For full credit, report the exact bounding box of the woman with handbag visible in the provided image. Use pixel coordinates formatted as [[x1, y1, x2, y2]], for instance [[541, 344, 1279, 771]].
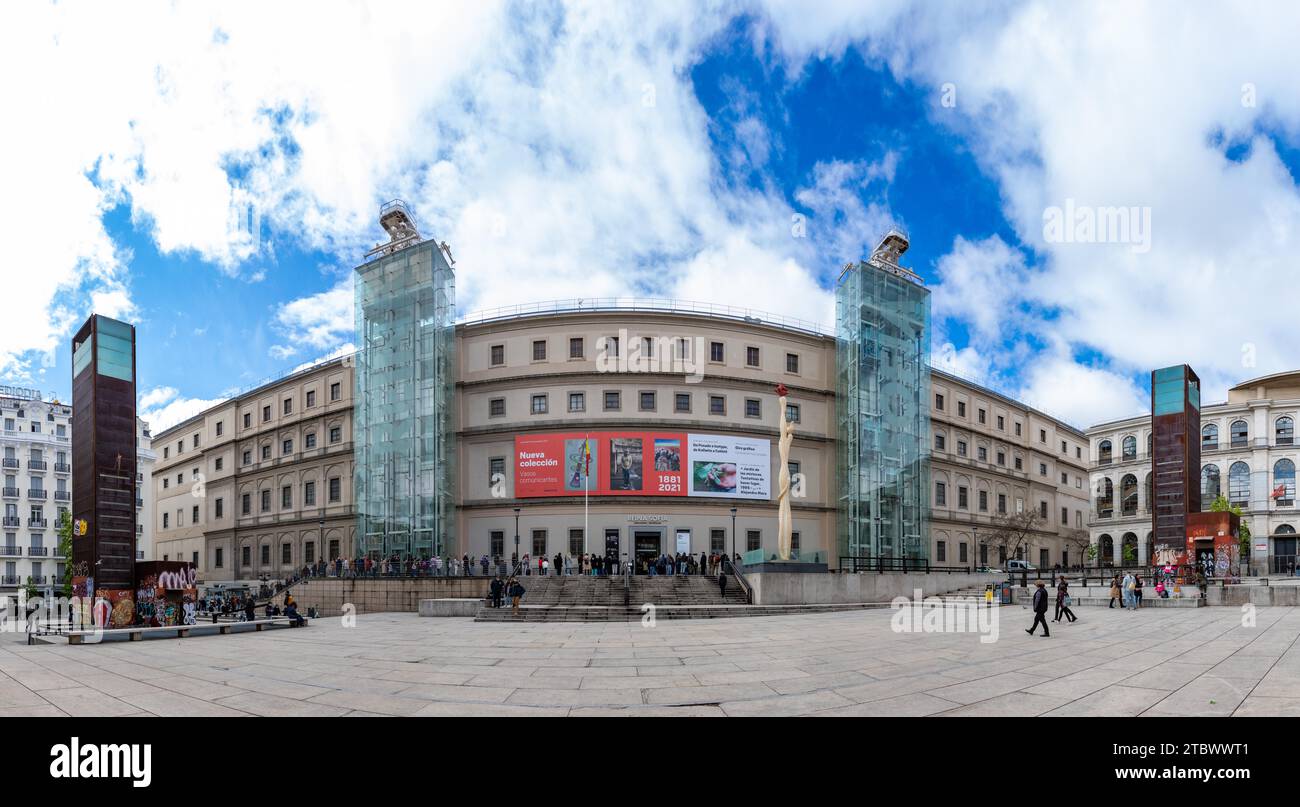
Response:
[[1054, 576, 1077, 623], [1108, 575, 1121, 608]]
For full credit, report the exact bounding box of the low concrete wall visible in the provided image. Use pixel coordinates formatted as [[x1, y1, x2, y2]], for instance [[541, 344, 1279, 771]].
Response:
[[746, 571, 1000, 606], [271, 578, 491, 616], [1012, 583, 1300, 607], [419, 598, 482, 617]]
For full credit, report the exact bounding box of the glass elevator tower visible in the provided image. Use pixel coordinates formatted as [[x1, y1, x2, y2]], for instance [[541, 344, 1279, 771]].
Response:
[[354, 201, 456, 560], [836, 230, 931, 565]]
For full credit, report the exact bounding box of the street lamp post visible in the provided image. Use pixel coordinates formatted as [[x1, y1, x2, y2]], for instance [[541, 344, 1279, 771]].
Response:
[[972, 526, 978, 573], [513, 507, 521, 574], [730, 507, 738, 566]]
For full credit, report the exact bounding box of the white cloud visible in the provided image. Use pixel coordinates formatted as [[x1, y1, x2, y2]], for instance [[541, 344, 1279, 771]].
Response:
[[1016, 351, 1149, 430], [138, 386, 226, 433], [270, 275, 354, 357]]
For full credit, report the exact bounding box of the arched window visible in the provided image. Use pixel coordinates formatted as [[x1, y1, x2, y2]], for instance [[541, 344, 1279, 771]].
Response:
[[1231, 420, 1249, 448], [1121, 474, 1139, 516], [1273, 459, 1295, 506], [1276, 524, 1297, 535], [1147, 433, 1152, 455], [1201, 464, 1221, 500], [1202, 424, 1219, 450], [1277, 417, 1294, 446], [1099, 534, 1114, 566], [1229, 461, 1251, 506], [1097, 477, 1114, 518], [1098, 440, 1112, 464], [1122, 436, 1137, 460], [1122, 532, 1138, 562]]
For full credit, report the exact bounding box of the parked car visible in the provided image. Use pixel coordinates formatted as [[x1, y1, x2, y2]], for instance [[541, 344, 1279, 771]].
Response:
[[975, 566, 1003, 574], [1006, 559, 1037, 571]]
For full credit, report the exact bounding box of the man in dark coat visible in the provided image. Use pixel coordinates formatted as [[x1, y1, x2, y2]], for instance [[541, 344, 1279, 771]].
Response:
[[718, 570, 728, 598], [490, 576, 504, 609], [1026, 581, 1050, 637]]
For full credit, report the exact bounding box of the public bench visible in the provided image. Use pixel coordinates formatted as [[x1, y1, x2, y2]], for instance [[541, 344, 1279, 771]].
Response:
[[64, 617, 307, 645]]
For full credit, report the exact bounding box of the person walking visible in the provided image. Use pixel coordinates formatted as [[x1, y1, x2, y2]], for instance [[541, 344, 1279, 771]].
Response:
[[1122, 571, 1136, 610], [509, 578, 525, 615], [1133, 575, 1144, 609], [1026, 581, 1050, 637], [1053, 575, 1077, 623], [490, 576, 504, 609], [1108, 575, 1121, 608], [718, 568, 728, 599]]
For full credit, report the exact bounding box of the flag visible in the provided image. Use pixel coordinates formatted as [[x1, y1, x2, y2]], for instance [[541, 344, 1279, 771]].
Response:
[[583, 438, 591, 477], [1272, 483, 1287, 499]]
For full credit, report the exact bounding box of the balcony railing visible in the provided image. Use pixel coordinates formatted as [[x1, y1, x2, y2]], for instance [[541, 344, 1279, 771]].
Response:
[[53, 490, 69, 501], [26, 489, 46, 499], [28, 575, 46, 585], [1, 575, 19, 585], [1, 458, 18, 469], [28, 546, 47, 556], [1, 516, 18, 527], [0, 546, 21, 557], [27, 460, 47, 471], [28, 518, 46, 529], [1, 487, 18, 498], [136, 498, 143, 507], [54, 463, 70, 473]]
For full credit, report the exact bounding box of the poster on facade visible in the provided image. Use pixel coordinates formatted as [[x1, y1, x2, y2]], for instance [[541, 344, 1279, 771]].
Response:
[[515, 432, 768, 499], [686, 433, 771, 500]]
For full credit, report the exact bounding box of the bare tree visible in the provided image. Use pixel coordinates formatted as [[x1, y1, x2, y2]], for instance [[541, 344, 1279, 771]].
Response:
[[1059, 527, 1091, 570], [985, 510, 1042, 563]]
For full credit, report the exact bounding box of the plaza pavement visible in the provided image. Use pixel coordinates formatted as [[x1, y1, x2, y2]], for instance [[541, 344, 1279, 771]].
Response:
[[1, 604, 1299, 716]]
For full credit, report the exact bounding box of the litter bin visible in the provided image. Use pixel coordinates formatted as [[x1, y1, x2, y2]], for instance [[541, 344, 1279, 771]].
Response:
[[984, 583, 995, 606], [999, 582, 1013, 605]]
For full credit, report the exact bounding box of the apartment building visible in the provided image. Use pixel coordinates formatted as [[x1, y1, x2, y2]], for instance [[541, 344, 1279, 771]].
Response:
[[1, 390, 72, 596]]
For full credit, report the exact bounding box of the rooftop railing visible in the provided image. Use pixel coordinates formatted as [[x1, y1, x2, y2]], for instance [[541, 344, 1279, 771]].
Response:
[[458, 298, 829, 336]]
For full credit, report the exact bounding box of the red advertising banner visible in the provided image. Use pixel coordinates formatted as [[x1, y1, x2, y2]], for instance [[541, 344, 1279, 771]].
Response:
[[515, 432, 686, 497]]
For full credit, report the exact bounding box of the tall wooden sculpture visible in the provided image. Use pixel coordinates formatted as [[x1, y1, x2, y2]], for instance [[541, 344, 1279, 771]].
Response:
[[776, 383, 795, 560]]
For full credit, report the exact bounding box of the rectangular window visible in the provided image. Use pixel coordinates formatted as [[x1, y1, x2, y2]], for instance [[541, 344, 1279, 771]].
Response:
[[243, 450, 251, 465], [305, 542, 315, 564], [568, 528, 584, 556], [1015, 422, 1022, 436], [640, 391, 656, 411], [1040, 429, 1047, 443], [959, 543, 968, 563], [532, 529, 547, 557], [283, 398, 292, 415], [675, 393, 691, 413], [282, 543, 291, 564], [281, 486, 291, 508], [329, 477, 341, 503], [606, 336, 619, 357], [304, 481, 316, 506], [532, 340, 547, 361], [261, 490, 271, 512], [957, 441, 967, 457], [215, 457, 223, 471], [568, 392, 585, 413], [935, 393, 944, 411], [786, 353, 799, 373], [261, 545, 270, 565], [489, 457, 505, 485], [243, 413, 251, 428], [490, 344, 505, 366], [977, 446, 987, 462], [261, 445, 270, 460], [489, 398, 505, 417], [491, 531, 505, 558], [710, 529, 725, 552], [709, 342, 724, 362], [746, 346, 760, 367], [306, 391, 316, 408], [531, 394, 548, 415], [1039, 463, 1047, 476], [217, 421, 225, 436], [192, 504, 199, 523], [641, 336, 654, 358], [935, 481, 946, 506], [1039, 501, 1048, 519], [215, 547, 224, 568], [1060, 472, 1068, 484], [163, 513, 169, 529], [958, 401, 966, 417], [1061, 440, 1067, 453], [215, 498, 223, 519], [709, 395, 726, 416], [241, 493, 251, 515], [785, 403, 800, 423], [569, 337, 584, 359], [935, 434, 945, 451], [745, 399, 761, 418], [996, 416, 1004, 430], [746, 529, 761, 552], [958, 486, 968, 509], [937, 541, 946, 562], [283, 439, 293, 455], [330, 382, 340, 401], [996, 451, 1005, 466], [978, 408, 986, 424], [262, 405, 271, 422], [1014, 457, 1023, 471], [978, 490, 988, 512], [242, 546, 251, 567], [305, 432, 317, 449], [604, 391, 620, 411], [1061, 507, 1069, 525]]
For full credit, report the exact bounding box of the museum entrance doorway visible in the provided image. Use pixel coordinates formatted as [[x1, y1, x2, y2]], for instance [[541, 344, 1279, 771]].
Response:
[[634, 529, 662, 572]]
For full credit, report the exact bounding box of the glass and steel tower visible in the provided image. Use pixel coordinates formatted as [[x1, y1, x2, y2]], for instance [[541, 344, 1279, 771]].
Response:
[[354, 201, 456, 561], [836, 230, 930, 564]]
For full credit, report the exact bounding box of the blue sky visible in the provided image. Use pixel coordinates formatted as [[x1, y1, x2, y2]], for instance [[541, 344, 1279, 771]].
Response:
[[8, 1, 1300, 431]]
